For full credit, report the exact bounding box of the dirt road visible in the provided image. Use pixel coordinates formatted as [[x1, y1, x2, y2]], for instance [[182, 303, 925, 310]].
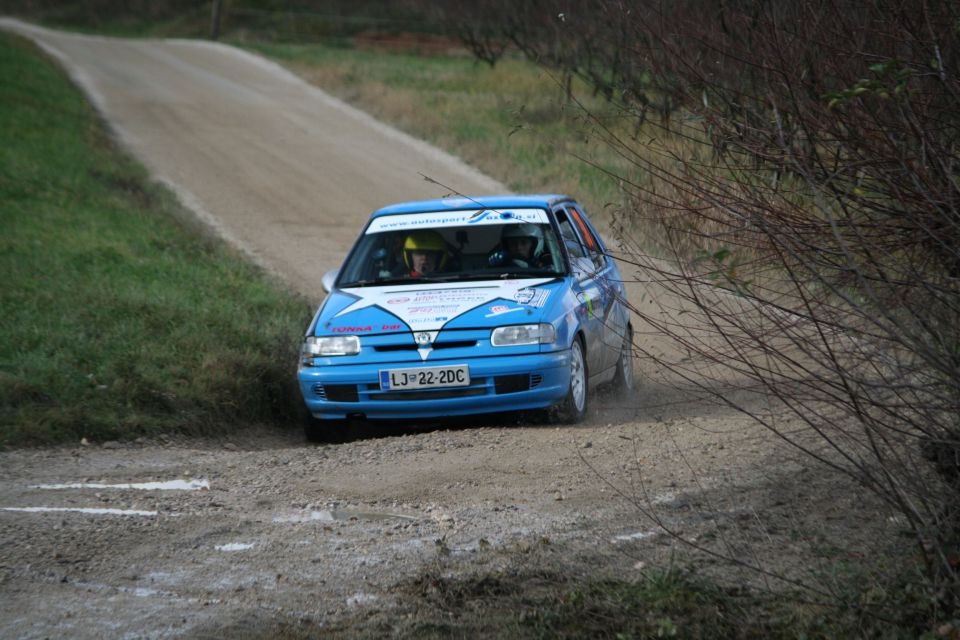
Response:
[[1, 18, 504, 299], [0, 20, 889, 639]]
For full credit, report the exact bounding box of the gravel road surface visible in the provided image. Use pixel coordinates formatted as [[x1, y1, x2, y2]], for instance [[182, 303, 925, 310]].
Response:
[[0, 20, 891, 639]]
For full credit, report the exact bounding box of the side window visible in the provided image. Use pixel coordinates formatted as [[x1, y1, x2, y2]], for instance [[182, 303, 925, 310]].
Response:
[[554, 209, 587, 261], [568, 207, 607, 271]]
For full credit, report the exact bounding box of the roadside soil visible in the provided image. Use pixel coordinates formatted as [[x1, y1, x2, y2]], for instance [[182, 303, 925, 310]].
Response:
[[0, 20, 901, 638]]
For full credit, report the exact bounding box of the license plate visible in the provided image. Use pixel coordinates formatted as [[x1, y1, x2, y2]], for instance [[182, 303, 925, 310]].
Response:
[[379, 364, 470, 390]]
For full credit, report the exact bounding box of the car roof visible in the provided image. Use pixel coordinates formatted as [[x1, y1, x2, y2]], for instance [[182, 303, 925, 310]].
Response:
[[371, 194, 573, 217]]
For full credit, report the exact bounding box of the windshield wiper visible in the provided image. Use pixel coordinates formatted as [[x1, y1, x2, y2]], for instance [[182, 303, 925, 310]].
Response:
[[498, 270, 561, 279], [409, 274, 466, 282], [339, 277, 411, 288], [413, 272, 561, 282]]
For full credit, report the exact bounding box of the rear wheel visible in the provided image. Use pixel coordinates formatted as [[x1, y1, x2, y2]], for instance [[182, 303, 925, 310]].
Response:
[[553, 336, 588, 423], [610, 325, 635, 394]]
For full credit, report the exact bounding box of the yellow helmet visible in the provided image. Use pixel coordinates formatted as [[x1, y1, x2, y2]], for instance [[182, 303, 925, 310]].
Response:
[[403, 230, 448, 270]]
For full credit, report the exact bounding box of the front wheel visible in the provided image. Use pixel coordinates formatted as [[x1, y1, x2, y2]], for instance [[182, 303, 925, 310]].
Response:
[[610, 325, 635, 394], [302, 407, 349, 444], [552, 337, 588, 423]]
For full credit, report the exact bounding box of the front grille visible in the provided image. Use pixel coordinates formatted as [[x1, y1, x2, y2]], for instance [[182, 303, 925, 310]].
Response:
[[374, 344, 418, 352], [373, 340, 477, 352], [495, 374, 531, 395], [314, 371, 540, 404], [313, 384, 358, 402], [374, 387, 487, 401], [434, 341, 477, 349]]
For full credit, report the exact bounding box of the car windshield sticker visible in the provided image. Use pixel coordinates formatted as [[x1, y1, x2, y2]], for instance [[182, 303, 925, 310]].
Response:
[[366, 208, 549, 234], [335, 279, 553, 331]]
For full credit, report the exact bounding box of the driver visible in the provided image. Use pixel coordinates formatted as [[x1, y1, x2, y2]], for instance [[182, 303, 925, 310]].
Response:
[[402, 230, 449, 276], [489, 223, 547, 268]]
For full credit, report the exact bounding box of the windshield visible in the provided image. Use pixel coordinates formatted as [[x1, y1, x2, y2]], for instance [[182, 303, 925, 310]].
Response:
[[337, 210, 566, 287]]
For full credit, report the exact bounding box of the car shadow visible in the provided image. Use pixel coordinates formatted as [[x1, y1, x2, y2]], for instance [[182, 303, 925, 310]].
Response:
[[306, 407, 593, 445]]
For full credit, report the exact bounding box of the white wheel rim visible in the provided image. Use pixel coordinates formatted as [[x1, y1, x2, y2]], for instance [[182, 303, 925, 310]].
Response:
[[570, 342, 586, 412]]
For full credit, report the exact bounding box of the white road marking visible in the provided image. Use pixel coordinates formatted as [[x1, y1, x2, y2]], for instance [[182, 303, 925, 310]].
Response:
[[611, 529, 660, 543], [214, 543, 255, 552], [1, 507, 157, 516], [272, 510, 417, 523], [30, 479, 209, 491]]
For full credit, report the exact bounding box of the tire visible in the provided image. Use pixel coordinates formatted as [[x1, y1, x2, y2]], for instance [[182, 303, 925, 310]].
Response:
[[553, 336, 588, 423], [302, 407, 349, 444], [610, 324, 635, 394]]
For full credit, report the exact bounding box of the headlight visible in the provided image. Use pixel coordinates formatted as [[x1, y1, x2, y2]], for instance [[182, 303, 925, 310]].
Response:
[[490, 323, 556, 347], [301, 335, 360, 361]]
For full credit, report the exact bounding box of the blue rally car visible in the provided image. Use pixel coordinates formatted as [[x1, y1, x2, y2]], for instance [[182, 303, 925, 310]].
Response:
[[297, 195, 633, 440]]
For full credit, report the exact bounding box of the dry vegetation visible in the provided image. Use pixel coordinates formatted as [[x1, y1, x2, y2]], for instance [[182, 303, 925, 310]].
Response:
[[429, 0, 960, 622]]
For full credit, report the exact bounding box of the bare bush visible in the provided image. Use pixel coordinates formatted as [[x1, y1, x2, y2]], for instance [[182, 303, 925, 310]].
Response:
[[439, 0, 960, 618]]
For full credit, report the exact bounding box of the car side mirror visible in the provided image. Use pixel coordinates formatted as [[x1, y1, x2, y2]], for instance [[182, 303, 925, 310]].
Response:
[[321, 269, 339, 294], [573, 257, 595, 282]]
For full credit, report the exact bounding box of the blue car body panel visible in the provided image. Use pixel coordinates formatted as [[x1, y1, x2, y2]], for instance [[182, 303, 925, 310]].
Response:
[[297, 195, 629, 423]]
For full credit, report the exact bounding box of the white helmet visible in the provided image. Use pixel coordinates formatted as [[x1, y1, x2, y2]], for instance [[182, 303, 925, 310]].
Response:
[[501, 223, 544, 258]]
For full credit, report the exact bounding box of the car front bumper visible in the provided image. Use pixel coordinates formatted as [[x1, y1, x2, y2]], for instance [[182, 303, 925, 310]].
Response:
[[298, 350, 571, 420]]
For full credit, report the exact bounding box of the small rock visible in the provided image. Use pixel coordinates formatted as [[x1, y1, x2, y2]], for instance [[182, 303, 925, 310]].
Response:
[[80, 438, 90, 447], [582, 441, 592, 449], [223, 443, 238, 451], [102, 441, 121, 450]]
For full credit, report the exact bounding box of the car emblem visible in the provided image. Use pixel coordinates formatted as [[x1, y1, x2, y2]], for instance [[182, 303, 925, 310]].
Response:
[[415, 332, 432, 346]]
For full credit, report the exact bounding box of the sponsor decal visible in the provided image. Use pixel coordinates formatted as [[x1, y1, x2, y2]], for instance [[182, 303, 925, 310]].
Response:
[[331, 326, 372, 333], [467, 210, 517, 224], [366, 208, 549, 233], [335, 279, 553, 331], [485, 306, 525, 318], [514, 288, 550, 308], [382, 323, 402, 330], [575, 292, 595, 318], [515, 289, 534, 304], [409, 305, 459, 314]]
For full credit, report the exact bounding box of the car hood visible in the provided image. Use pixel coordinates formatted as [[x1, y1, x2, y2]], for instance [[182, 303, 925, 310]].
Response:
[[315, 278, 561, 336]]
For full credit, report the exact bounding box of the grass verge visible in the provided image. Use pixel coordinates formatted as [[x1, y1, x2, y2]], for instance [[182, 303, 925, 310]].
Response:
[[0, 32, 312, 447], [198, 553, 933, 639]]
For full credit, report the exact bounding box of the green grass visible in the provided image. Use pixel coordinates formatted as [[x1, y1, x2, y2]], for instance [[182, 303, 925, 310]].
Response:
[[0, 32, 312, 446], [376, 561, 927, 639], [227, 558, 930, 639]]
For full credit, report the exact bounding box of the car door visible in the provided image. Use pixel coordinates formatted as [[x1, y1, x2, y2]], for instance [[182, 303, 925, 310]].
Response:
[[554, 206, 607, 381], [566, 205, 625, 376]]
